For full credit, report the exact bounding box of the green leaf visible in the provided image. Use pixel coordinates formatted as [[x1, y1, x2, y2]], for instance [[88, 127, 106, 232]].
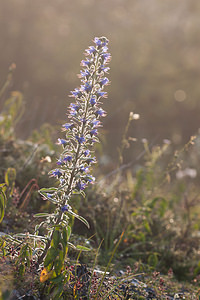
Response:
[[76, 245, 91, 251], [67, 210, 89, 228], [143, 219, 151, 234], [59, 249, 64, 262], [158, 198, 167, 217], [44, 247, 59, 267], [19, 264, 25, 276], [39, 187, 58, 193], [0, 183, 7, 189], [148, 197, 159, 209], [34, 213, 51, 218], [67, 226, 71, 239], [148, 253, 158, 267], [39, 191, 59, 204], [5, 168, 16, 185], [194, 261, 200, 275], [51, 273, 64, 284], [132, 232, 146, 242], [0, 189, 6, 223], [52, 230, 61, 248], [14, 233, 47, 241], [60, 241, 67, 257], [51, 283, 64, 298], [149, 197, 167, 217], [54, 258, 63, 275], [67, 242, 77, 250], [62, 227, 68, 245]]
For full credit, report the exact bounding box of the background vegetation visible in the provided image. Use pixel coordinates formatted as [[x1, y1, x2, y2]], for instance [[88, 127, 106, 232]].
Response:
[[1, 0, 200, 298], [1, 0, 200, 162]]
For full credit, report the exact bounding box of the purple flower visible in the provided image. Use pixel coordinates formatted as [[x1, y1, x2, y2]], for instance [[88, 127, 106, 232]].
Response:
[[100, 52, 111, 62], [84, 175, 95, 183], [95, 108, 107, 117], [51, 169, 62, 178], [70, 103, 81, 111], [96, 90, 107, 98], [76, 181, 86, 191], [90, 96, 96, 106], [98, 65, 110, 73], [102, 46, 108, 52], [63, 155, 73, 162], [47, 193, 53, 198], [80, 166, 89, 173], [90, 129, 98, 137], [76, 135, 85, 144], [85, 46, 97, 55], [57, 158, 63, 165], [83, 149, 90, 156], [94, 37, 108, 47], [57, 138, 67, 145], [68, 103, 81, 117], [80, 70, 91, 79], [81, 59, 92, 67], [99, 77, 109, 87], [91, 119, 101, 128], [82, 82, 92, 93], [71, 88, 83, 98], [94, 37, 102, 46], [60, 178, 65, 185], [61, 205, 69, 212], [69, 109, 77, 117], [62, 123, 74, 130]]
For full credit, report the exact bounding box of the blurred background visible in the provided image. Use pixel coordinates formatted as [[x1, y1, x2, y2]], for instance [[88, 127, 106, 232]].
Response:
[[1, 0, 200, 163]]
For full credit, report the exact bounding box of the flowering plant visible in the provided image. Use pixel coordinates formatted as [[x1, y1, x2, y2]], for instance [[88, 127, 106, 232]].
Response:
[[36, 37, 111, 277]]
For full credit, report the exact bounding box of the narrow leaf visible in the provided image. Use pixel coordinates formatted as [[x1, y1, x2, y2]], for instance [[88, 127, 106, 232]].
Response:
[[34, 213, 51, 218], [76, 245, 90, 251], [67, 242, 77, 250], [67, 210, 89, 228]]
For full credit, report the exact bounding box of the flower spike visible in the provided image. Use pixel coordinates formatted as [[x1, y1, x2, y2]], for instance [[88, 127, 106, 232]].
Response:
[[38, 37, 111, 266]]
